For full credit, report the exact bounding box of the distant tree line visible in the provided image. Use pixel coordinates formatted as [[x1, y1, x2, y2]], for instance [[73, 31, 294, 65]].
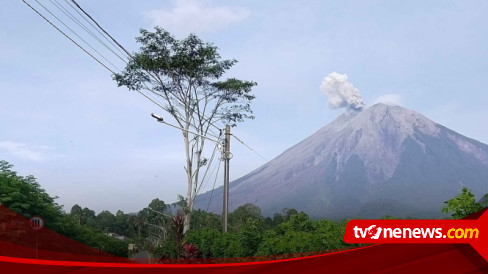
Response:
[[1, 160, 486, 259], [0, 160, 128, 257]]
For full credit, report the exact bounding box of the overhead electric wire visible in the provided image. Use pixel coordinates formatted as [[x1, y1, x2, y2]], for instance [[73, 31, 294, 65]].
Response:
[[207, 125, 223, 138], [147, 207, 172, 219], [26, 0, 251, 144], [25, 2, 266, 203], [22, 0, 116, 74], [68, 0, 191, 120], [196, 139, 222, 197], [206, 155, 223, 212], [31, 0, 121, 72], [68, 0, 228, 137], [23, 0, 168, 114], [70, 0, 133, 58], [66, 0, 236, 142], [63, 0, 129, 58], [49, 0, 129, 64], [135, 89, 168, 110], [231, 134, 268, 162]]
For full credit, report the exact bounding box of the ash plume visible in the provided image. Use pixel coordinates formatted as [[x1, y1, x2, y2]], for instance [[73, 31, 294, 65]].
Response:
[[320, 72, 365, 112]]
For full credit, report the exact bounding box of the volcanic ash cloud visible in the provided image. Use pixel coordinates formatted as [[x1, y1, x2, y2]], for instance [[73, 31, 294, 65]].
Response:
[[320, 72, 365, 112]]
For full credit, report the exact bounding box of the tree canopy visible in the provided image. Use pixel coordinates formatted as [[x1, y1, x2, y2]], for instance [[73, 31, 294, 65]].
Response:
[[0, 160, 61, 225], [114, 27, 257, 232], [442, 187, 485, 219], [0, 161, 128, 257]]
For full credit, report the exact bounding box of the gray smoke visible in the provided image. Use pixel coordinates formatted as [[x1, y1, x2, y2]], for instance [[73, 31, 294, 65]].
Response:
[[320, 72, 365, 112]]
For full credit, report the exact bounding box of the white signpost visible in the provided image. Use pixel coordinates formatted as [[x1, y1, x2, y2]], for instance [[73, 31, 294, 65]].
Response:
[[30, 216, 45, 259], [30, 216, 44, 230]]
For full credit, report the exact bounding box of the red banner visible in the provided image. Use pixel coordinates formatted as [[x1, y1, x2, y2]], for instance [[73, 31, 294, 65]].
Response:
[[344, 210, 488, 261], [1, 205, 487, 272]]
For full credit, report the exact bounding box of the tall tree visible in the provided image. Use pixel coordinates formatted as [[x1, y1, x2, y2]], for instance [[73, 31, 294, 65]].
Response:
[[70, 204, 83, 224], [96, 210, 116, 232], [114, 27, 257, 232], [81, 207, 96, 226], [133, 214, 145, 239], [228, 203, 262, 232]]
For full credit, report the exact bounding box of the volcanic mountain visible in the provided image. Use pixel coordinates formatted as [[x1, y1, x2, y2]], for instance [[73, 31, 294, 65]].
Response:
[[195, 104, 488, 219]]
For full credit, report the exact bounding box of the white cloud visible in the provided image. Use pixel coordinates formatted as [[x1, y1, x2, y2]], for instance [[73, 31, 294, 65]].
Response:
[[373, 94, 403, 106], [145, 0, 249, 36], [0, 141, 61, 162]]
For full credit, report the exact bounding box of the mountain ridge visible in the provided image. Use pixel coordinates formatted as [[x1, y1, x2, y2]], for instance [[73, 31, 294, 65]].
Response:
[[195, 103, 488, 219]]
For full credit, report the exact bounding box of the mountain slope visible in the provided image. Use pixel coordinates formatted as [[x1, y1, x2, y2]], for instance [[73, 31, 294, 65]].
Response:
[[195, 104, 488, 219]]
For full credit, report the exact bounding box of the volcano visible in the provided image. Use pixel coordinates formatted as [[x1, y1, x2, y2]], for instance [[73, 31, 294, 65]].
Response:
[[195, 104, 488, 219]]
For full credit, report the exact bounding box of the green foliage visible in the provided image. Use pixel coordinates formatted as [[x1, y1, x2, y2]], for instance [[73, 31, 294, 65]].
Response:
[[190, 209, 221, 230], [0, 160, 62, 226], [185, 218, 264, 258], [277, 212, 314, 233], [238, 219, 264, 256], [185, 228, 221, 258], [113, 27, 257, 126], [185, 206, 355, 258], [95, 210, 116, 232], [70, 204, 97, 227], [111, 210, 129, 236], [70, 204, 83, 224], [0, 160, 411, 259], [216, 232, 244, 258], [442, 187, 484, 219], [113, 27, 257, 233], [154, 239, 179, 259], [82, 207, 96, 226], [0, 161, 128, 257], [314, 219, 351, 250], [282, 208, 298, 221], [57, 215, 129, 257], [228, 203, 262, 232], [257, 230, 317, 256], [258, 213, 316, 256], [257, 214, 351, 256]]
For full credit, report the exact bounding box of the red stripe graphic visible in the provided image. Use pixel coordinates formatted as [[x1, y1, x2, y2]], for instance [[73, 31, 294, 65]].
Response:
[[0, 205, 487, 272]]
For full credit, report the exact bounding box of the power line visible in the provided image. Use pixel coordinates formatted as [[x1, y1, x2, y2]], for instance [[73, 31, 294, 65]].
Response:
[[153, 116, 221, 143], [23, 0, 169, 115], [32, 0, 121, 72], [24, 0, 232, 167], [63, 0, 129, 58], [147, 207, 172, 219], [135, 90, 167, 110], [70, 0, 133, 58], [49, 0, 128, 64], [25, 1, 265, 215], [231, 134, 268, 162], [206, 155, 223, 212], [67, 0, 189, 119], [22, 0, 116, 74], [196, 139, 223, 197], [30, 1, 252, 150], [67, 0, 231, 136], [66, 0, 234, 142]]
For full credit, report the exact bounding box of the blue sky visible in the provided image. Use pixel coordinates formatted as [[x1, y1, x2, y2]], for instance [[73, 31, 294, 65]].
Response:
[[1, 0, 487, 214]]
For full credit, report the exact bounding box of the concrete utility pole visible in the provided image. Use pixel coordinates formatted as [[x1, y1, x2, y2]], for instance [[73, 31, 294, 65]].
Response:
[[222, 125, 231, 233]]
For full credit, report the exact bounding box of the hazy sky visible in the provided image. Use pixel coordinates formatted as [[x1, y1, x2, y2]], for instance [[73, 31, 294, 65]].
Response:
[[1, 0, 487, 214]]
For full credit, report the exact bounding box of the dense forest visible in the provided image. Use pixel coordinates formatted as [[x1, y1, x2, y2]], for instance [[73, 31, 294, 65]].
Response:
[[0, 160, 485, 259]]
